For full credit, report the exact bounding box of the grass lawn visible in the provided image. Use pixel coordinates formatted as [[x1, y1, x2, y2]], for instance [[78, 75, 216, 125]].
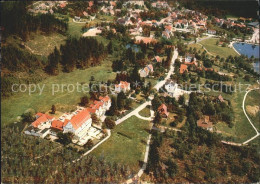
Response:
[[90, 15, 114, 24], [24, 32, 66, 56], [91, 116, 150, 171], [215, 78, 257, 142], [146, 78, 158, 87], [245, 89, 260, 131], [188, 43, 205, 53], [200, 38, 238, 58], [1, 57, 116, 126], [139, 107, 151, 117], [67, 18, 84, 38]]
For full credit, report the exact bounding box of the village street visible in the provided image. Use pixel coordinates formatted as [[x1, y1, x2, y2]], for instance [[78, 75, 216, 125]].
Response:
[[116, 49, 179, 125], [154, 49, 178, 90]]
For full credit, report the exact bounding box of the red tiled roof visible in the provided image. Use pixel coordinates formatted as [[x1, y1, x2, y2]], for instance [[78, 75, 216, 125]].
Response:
[[155, 56, 162, 62], [32, 114, 53, 128], [158, 104, 169, 116], [180, 64, 188, 74], [99, 95, 110, 102], [89, 1, 94, 7], [86, 107, 96, 114], [60, 3, 66, 8], [36, 112, 44, 117], [70, 109, 91, 130], [120, 81, 130, 89], [51, 120, 64, 131], [110, 1, 116, 6]]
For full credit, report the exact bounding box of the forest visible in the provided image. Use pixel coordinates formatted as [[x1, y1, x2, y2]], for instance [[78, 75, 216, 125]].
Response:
[[178, 0, 258, 19], [1, 125, 133, 183], [1, 1, 68, 40], [146, 93, 259, 183]]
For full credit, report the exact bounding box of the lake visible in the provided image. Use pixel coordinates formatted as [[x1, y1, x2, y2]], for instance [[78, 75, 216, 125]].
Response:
[[233, 42, 259, 73], [233, 42, 259, 58]]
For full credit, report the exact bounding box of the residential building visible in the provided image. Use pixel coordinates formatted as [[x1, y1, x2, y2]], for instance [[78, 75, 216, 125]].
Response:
[[184, 53, 196, 63], [115, 81, 130, 93], [154, 56, 162, 63], [139, 64, 153, 78], [216, 94, 224, 103], [99, 95, 111, 110], [208, 29, 216, 35], [197, 116, 213, 131], [63, 109, 92, 139], [158, 104, 169, 118], [180, 64, 188, 74], [165, 79, 178, 97], [25, 113, 54, 137]]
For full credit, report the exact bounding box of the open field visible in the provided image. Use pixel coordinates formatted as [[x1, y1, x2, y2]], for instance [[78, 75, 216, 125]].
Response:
[[91, 116, 150, 171], [139, 107, 151, 117], [24, 32, 66, 56], [245, 89, 260, 131], [67, 18, 84, 38], [215, 78, 257, 142], [188, 43, 205, 53], [1, 58, 116, 126], [200, 38, 239, 58], [90, 15, 114, 24]]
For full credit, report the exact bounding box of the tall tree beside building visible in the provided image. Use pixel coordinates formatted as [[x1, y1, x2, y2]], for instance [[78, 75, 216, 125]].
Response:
[[51, 105, 56, 114]]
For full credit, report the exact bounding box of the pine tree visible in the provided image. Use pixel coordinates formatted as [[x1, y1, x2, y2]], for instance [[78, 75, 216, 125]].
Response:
[[107, 41, 113, 54], [51, 105, 56, 114]]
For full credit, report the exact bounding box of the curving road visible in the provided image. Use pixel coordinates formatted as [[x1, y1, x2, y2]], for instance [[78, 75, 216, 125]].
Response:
[[222, 87, 260, 146]]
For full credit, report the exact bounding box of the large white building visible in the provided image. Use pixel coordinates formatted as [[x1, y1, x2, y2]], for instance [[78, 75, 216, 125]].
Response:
[[165, 79, 178, 97]]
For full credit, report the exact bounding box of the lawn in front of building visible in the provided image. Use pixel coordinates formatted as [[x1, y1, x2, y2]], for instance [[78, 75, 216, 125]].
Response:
[[1, 57, 116, 126], [91, 115, 150, 171]]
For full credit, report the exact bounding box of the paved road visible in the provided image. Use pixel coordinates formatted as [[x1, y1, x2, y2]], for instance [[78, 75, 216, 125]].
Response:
[[125, 127, 153, 184], [221, 87, 260, 146], [116, 101, 151, 125], [154, 50, 178, 91], [187, 34, 215, 45], [242, 88, 259, 135], [117, 50, 178, 125]]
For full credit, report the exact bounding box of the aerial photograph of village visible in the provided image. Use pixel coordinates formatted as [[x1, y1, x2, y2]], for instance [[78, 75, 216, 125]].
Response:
[[1, 0, 259, 183]]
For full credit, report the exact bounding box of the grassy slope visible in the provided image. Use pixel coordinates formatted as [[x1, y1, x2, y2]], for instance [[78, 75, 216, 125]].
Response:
[[214, 78, 256, 142], [91, 116, 150, 171], [188, 43, 205, 53], [1, 58, 116, 125], [200, 38, 238, 58], [67, 17, 84, 38], [244, 89, 260, 131]]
